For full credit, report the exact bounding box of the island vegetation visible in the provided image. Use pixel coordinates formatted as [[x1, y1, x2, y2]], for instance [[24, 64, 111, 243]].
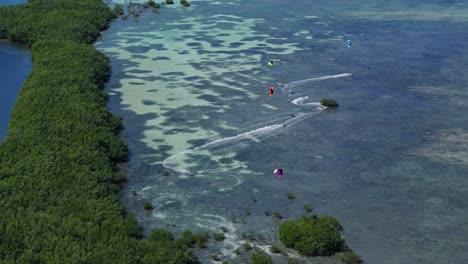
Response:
[[280, 215, 361, 262], [287, 192, 296, 199], [280, 215, 345, 256], [320, 98, 339, 107], [0, 1, 360, 263], [304, 204, 314, 212], [112, 0, 191, 19], [148, 0, 160, 8], [338, 251, 363, 264], [251, 253, 274, 264], [144, 201, 154, 210], [181, 0, 191, 7], [0, 0, 200, 262], [113, 4, 124, 15], [213, 232, 226, 241]]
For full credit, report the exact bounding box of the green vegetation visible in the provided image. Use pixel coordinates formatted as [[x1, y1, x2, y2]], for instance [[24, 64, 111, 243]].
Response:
[[0, 0, 117, 46], [113, 4, 124, 15], [269, 244, 282, 254], [143, 229, 197, 263], [338, 251, 362, 264], [246, 233, 256, 241], [125, 1, 161, 17], [148, 0, 160, 8], [273, 211, 283, 219], [180, 230, 210, 248], [0, 0, 198, 262], [251, 253, 274, 264], [180, 0, 191, 7], [0, 1, 358, 264], [304, 204, 314, 213], [279, 216, 345, 256], [243, 243, 253, 251], [127, 1, 144, 17], [287, 192, 296, 199], [213, 232, 226, 241], [320, 98, 339, 107], [254, 246, 263, 253], [288, 259, 300, 264], [166, 0, 174, 4], [144, 201, 154, 210]]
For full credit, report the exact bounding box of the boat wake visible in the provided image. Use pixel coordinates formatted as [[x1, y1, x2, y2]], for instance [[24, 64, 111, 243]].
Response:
[[162, 112, 317, 176], [163, 73, 353, 182], [281, 73, 352, 93], [291, 96, 324, 108]]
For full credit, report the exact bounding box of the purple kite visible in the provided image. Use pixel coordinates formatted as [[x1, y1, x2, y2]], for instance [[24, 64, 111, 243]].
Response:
[[273, 168, 283, 178]]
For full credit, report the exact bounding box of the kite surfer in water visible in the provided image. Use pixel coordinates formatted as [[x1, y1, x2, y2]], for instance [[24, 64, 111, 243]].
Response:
[[269, 86, 275, 96], [268, 60, 274, 67], [274, 168, 283, 178]]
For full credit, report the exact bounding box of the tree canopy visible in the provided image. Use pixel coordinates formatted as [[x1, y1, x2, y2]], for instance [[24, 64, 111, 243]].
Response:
[[279, 216, 346, 256], [0, 1, 199, 262]]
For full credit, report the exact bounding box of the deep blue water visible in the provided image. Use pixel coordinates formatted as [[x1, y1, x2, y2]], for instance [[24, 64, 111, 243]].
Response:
[[0, 42, 31, 139], [0, 0, 26, 5], [0, 0, 31, 140], [97, 1, 468, 263]]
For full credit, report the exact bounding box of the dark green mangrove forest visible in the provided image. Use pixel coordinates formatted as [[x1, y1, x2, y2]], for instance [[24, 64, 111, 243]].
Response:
[[0, 1, 358, 263], [280, 216, 361, 263], [0, 0, 197, 263]]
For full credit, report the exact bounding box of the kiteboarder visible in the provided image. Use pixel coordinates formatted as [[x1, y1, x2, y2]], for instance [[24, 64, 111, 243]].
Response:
[[269, 86, 275, 96], [268, 60, 274, 67], [274, 168, 283, 178], [347, 39, 352, 48]]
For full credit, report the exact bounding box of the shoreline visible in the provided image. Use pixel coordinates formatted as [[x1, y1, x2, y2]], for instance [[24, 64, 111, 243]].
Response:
[[0, 1, 199, 262], [1, 1, 359, 263]]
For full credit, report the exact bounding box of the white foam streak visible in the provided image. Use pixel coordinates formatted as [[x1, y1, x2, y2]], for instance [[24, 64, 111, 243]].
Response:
[[281, 73, 352, 92], [162, 124, 283, 172], [162, 113, 317, 173], [291, 96, 324, 108]]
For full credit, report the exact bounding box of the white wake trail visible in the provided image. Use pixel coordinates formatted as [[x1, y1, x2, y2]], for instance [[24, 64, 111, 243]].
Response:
[[162, 113, 317, 173], [163, 73, 353, 175], [281, 73, 352, 92], [163, 124, 282, 172], [291, 96, 324, 108]]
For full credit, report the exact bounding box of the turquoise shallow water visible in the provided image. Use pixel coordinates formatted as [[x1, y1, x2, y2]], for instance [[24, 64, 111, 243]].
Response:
[[97, 1, 468, 263]]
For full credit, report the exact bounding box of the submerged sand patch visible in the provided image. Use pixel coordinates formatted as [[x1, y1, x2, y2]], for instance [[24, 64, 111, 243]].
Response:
[[347, 4, 468, 22], [97, 13, 302, 165], [413, 129, 468, 166]]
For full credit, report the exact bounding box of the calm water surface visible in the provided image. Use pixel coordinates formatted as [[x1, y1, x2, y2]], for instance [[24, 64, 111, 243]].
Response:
[[97, 1, 468, 263], [0, 0, 31, 139], [0, 0, 26, 5]]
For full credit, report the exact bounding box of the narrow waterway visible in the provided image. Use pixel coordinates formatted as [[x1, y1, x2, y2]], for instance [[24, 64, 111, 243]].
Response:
[[97, 1, 468, 263], [0, 0, 32, 139]]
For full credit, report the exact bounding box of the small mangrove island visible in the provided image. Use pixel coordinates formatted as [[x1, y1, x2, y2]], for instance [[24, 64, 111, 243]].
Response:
[[320, 98, 339, 107], [113, 0, 191, 19], [0, 0, 358, 263], [280, 215, 362, 262]]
